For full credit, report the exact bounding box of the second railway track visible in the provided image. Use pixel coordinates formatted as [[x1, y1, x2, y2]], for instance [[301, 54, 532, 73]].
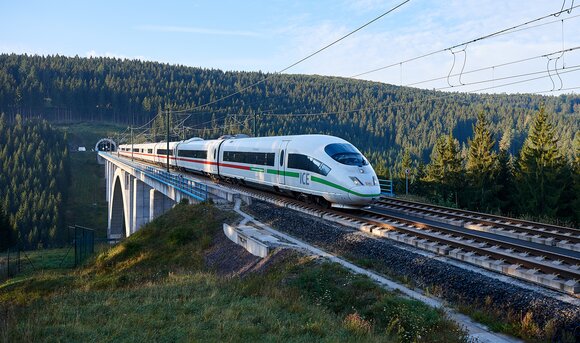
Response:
[[376, 197, 580, 251]]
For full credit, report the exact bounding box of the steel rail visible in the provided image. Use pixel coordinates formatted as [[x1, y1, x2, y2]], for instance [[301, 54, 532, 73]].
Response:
[[380, 197, 580, 235], [376, 200, 580, 245], [358, 208, 579, 280]]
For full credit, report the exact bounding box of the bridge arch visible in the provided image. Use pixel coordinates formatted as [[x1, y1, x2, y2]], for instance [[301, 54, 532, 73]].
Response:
[[108, 168, 133, 238], [102, 154, 193, 240]]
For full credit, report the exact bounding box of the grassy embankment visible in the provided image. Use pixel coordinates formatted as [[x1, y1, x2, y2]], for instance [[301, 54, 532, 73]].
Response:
[[0, 202, 466, 342]]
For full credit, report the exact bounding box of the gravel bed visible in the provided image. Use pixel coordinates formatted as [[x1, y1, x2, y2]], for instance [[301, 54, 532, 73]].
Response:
[[245, 200, 580, 341]]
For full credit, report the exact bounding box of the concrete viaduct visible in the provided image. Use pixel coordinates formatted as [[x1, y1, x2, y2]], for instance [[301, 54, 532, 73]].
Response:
[[99, 152, 238, 240]]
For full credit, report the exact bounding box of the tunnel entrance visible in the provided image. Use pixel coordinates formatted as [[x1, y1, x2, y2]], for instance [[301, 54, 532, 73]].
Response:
[[96, 138, 116, 152]]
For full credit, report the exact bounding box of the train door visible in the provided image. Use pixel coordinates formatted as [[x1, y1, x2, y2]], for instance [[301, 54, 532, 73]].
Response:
[[277, 140, 290, 185]]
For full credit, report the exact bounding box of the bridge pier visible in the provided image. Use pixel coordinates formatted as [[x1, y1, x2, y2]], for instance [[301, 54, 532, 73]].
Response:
[[132, 178, 152, 234], [150, 189, 174, 222]]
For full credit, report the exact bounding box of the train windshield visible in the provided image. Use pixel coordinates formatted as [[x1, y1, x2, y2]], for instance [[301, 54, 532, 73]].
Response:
[[324, 143, 368, 166]]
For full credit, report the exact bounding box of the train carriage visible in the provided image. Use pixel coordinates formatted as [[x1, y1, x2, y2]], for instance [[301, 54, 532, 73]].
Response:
[[119, 134, 381, 208], [174, 138, 220, 175]]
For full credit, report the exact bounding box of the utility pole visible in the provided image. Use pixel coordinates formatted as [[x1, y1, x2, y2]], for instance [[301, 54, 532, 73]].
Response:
[[130, 126, 134, 161], [253, 113, 258, 137], [405, 168, 409, 196], [166, 110, 170, 173], [131, 112, 135, 161]]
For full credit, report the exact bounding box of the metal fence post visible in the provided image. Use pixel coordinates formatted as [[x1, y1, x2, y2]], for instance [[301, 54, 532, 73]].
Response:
[[17, 247, 20, 274], [74, 226, 78, 267]]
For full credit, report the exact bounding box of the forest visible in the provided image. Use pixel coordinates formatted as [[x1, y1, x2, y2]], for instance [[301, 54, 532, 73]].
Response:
[[0, 54, 578, 236], [400, 108, 579, 224], [1, 53, 579, 164], [0, 114, 70, 249]]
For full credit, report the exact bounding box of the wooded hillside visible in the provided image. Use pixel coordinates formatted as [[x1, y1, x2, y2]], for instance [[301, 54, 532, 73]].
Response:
[[1, 54, 578, 166], [0, 114, 70, 249]]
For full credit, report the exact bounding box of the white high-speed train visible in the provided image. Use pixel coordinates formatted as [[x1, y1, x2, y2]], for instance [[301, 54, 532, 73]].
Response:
[[118, 134, 381, 208]]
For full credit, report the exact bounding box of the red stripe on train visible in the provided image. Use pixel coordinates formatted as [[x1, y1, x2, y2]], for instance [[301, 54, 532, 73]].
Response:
[[118, 151, 252, 170]]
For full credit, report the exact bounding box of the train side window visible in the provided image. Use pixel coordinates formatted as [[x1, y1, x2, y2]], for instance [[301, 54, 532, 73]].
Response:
[[148, 149, 153, 154], [223, 151, 275, 166], [214, 149, 216, 160], [280, 150, 284, 166], [178, 150, 207, 159], [288, 153, 331, 176], [157, 149, 173, 156]]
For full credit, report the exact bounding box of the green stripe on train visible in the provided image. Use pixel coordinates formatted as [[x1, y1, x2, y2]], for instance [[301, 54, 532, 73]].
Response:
[[267, 169, 379, 198], [266, 169, 299, 178], [311, 176, 380, 198]]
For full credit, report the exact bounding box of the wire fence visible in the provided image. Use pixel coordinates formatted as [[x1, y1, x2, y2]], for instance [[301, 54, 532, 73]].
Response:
[[0, 225, 102, 282], [0, 247, 20, 280]]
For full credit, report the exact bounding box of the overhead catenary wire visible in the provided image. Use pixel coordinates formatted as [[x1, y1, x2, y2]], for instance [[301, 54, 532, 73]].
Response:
[[175, 11, 580, 128], [349, 3, 580, 79], [406, 46, 580, 87], [466, 63, 580, 93], [233, 48, 580, 120], [129, 2, 580, 139], [436, 63, 580, 91], [254, 65, 580, 118]]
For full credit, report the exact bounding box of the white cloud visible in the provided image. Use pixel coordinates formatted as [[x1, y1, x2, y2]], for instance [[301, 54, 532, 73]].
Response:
[[136, 25, 262, 37]]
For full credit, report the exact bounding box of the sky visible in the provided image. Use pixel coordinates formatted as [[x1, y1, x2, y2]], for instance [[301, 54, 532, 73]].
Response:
[[1, 0, 579, 95]]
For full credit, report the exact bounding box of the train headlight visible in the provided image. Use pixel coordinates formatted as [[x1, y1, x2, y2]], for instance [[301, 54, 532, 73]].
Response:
[[349, 176, 363, 186]]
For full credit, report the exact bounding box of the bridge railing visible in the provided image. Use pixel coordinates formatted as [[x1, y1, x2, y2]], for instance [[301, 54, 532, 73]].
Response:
[[141, 166, 209, 202]]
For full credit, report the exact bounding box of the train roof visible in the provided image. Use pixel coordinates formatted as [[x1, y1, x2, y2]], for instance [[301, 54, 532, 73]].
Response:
[[122, 134, 354, 149]]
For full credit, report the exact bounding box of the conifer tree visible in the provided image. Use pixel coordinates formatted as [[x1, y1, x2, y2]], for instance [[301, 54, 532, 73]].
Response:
[[517, 107, 566, 217], [466, 112, 498, 211], [496, 147, 516, 215], [426, 133, 464, 206], [412, 161, 427, 195]]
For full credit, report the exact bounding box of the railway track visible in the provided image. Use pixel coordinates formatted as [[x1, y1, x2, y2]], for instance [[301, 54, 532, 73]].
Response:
[[376, 197, 580, 251], [356, 209, 579, 281], [120, 157, 580, 295], [221, 182, 579, 295]]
